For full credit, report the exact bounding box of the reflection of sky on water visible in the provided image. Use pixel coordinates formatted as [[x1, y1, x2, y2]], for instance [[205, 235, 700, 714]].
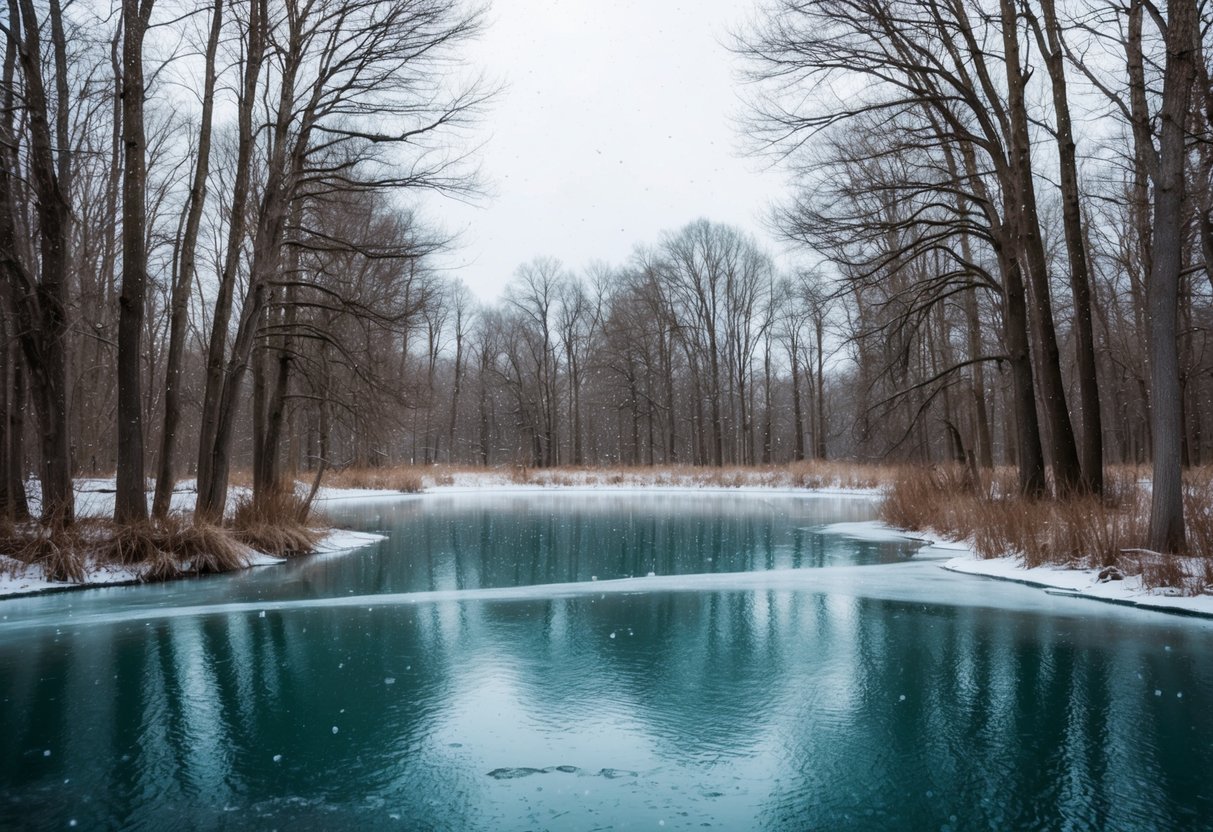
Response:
[[1, 494, 1211, 830]]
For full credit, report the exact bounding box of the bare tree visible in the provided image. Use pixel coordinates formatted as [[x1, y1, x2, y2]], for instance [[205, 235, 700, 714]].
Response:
[[113, 0, 156, 523], [151, 0, 223, 518], [4, 0, 76, 523], [194, 0, 485, 517], [1146, 0, 1199, 552]]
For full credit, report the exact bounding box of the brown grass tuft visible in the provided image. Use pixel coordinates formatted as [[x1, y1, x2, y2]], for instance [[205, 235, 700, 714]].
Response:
[[97, 516, 254, 582], [230, 490, 324, 557], [1184, 481, 1213, 559], [1134, 552, 1190, 594], [0, 522, 87, 582], [882, 464, 1212, 593], [152, 519, 254, 579], [320, 466, 427, 493]]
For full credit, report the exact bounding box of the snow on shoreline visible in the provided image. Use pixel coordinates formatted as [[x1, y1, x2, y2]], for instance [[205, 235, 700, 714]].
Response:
[[0, 527, 386, 599], [2, 473, 873, 601], [802, 520, 1213, 620], [315, 481, 882, 502], [940, 552, 1213, 618], [6, 475, 1213, 620]]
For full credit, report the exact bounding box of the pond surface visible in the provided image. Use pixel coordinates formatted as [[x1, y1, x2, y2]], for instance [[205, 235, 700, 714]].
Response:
[[1, 492, 1212, 831]]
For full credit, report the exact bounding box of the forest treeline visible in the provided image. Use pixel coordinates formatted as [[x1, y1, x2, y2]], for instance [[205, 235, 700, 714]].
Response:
[[0, 0, 1210, 555]]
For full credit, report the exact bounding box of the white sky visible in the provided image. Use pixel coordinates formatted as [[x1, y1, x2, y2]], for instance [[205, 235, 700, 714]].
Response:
[[420, 0, 794, 300]]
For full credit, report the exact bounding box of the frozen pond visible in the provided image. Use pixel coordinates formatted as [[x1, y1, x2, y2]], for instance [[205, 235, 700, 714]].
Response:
[[1, 492, 1211, 830]]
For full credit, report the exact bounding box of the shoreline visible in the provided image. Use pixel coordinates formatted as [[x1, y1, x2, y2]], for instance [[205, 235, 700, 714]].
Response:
[[939, 552, 1213, 619], [0, 527, 386, 600], [5, 477, 1212, 621], [0, 478, 877, 599]]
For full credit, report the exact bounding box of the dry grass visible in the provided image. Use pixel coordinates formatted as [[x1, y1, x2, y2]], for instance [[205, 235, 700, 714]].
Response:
[[0, 521, 88, 582], [882, 464, 1213, 594], [0, 472, 348, 586], [0, 515, 254, 584], [229, 490, 323, 557], [1132, 552, 1192, 594], [320, 466, 431, 492], [882, 465, 1146, 568], [98, 516, 253, 581]]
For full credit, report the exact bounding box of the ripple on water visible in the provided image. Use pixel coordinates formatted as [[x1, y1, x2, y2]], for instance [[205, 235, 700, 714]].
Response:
[[2, 495, 1212, 831]]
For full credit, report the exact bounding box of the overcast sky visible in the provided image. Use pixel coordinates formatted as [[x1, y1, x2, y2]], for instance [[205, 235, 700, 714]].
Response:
[[420, 0, 794, 300]]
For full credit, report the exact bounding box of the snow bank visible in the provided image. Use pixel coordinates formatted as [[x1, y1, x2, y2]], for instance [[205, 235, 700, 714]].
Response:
[[315, 468, 884, 499], [816, 520, 926, 543], [0, 527, 384, 599], [941, 551, 1213, 618], [0, 561, 142, 598]]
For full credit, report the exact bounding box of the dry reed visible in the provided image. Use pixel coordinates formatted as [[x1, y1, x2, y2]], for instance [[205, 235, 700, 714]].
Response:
[[229, 490, 323, 557], [320, 466, 429, 492], [0, 514, 255, 584], [882, 464, 1213, 594], [0, 521, 88, 582], [98, 516, 254, 581]]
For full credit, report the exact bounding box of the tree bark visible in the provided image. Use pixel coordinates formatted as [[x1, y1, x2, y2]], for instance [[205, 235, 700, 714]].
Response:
[[448, 311, 465, 462], [1146, 0, 1198, 552], [0, 36, 29, 521], [1028, 0, 1104, 492], [789, 325, 806, 462], [256, 288, 295, 499], [114, 0, 154, 524], [9, 0, 75, 524], [999, 0, 1083, 494], [814, 312, 827, 460], [999, 242, 1048, 496]]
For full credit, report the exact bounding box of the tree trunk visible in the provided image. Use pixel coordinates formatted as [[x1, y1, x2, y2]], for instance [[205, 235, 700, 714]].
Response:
[[1146, 0, 1197, 552], [999, 243, 1048, 497], [663, 329, 676, 462], [708, 332, 724, 466], [448, 325, 464, 463], [1029, 0, 1104, 493], [6, 337, 29, 519], [999, 0, 1083, 494], [153, 0, 222, 518], [198, 27, 300, 520], [9, 0, 75, 524], [814, 314, 827, 460], [761, 336, 773, 464], [0, 47, 28, 521], [256, 290, 295, 499], [963, 285, 994, 469], [789, 330, 806, 462], [114, 0, 154, 524], [195, 0, 265, 520]]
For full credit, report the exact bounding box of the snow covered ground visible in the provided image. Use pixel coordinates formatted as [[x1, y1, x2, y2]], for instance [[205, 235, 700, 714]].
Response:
[[941, 552, 1213, 618], [791, 518, 1213, 619], [0, 528, 387, 599], [0, 479, 386, 599], [316, 468, 882, 501]]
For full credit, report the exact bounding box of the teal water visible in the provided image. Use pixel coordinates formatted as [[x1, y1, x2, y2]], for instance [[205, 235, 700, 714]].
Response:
[[1, 493, 1211, 830]]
